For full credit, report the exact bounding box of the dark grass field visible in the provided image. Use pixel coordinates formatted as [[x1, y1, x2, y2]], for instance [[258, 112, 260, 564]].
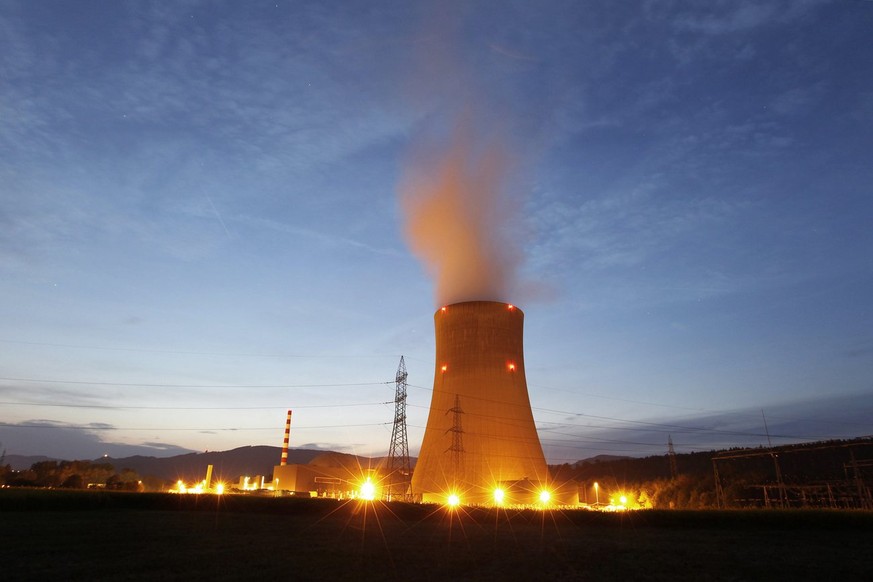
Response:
[[2, 490, 872, 581]]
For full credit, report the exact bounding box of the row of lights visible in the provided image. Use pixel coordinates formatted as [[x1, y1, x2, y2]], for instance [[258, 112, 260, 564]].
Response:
[[439, 304, 516, 313], [440, 362, 517, 372], [445, 487, 552, 508], [171, 480, 225, 495], [356, 478, 552, 508]]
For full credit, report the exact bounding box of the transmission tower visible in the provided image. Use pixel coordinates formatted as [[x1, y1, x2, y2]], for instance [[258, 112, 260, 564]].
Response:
[[667, 434, 678, 479], [762, 410, 787, 508], [386, 356, 411, 500], [445, 394, 465, 488]]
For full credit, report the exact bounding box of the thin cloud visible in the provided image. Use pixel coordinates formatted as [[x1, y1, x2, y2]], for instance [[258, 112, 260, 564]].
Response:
[[670, 1, 826, 36], [487, 42, 539, 63], [673, 3, 778, 35], [0, 419, 194, 459], [236, 214, 405, 258], [540, 392, 873, 460], [771, 84, 827, 116]]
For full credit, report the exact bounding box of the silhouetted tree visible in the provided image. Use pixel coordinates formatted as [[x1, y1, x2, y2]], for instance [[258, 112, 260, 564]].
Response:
[[7, 468, 36, 487], [31, 461, 62, 487], [61, 474, 84, 489], [85, 462, 115, 486], [117, 468, 142, 491]]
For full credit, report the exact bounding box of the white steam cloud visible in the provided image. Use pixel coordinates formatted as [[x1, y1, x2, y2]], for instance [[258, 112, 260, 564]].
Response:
[[399, 111, 524, 307]]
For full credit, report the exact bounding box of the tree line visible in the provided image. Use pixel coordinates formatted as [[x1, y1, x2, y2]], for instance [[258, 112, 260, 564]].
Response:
[[0, 459, 145, 491], [551, 437, 873, 509], [551, 450, 717, 509]]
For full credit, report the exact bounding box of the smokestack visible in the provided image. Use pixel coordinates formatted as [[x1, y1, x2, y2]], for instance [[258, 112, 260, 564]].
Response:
[[280, 410, 293, 466], [410, 301, 548, 505]]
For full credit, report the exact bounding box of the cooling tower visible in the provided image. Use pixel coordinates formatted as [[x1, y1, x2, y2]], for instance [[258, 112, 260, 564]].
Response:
[[411, 301, 549, 505]]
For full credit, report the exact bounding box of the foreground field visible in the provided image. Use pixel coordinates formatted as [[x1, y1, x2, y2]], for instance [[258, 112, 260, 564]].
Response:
[[2, 490, 872, 581]]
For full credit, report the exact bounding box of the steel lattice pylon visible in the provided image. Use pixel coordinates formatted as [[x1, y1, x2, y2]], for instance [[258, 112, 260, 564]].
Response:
[[385, 356, 411, 500], [668, 434, 678, 479], [445, 393, 465, 488]]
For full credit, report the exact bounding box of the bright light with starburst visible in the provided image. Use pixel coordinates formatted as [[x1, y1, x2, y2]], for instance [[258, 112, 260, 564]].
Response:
[[359, 478, 376, 501]]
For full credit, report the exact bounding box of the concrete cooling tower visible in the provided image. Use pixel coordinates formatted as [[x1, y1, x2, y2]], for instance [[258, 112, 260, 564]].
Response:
[[411, 301, 553, 506]]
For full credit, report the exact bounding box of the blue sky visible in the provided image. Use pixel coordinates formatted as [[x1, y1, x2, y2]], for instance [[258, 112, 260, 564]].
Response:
[[1, 0, 872, 462]]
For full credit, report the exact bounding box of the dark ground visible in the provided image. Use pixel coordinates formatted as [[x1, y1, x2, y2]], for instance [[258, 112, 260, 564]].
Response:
[[2, 489, 872, 581]]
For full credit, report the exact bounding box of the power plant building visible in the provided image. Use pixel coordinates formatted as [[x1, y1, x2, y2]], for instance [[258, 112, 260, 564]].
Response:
[[271, 452, 379, 498]]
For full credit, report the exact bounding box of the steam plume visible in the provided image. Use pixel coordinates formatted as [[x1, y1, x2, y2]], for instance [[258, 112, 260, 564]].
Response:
[[399, 111, 522, 306]]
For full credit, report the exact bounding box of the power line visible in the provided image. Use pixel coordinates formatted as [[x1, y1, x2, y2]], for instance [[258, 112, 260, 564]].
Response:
[[0, 422, 391, 431], [0, 339, 402, 360], [6, 337, 867, 432], [0, 376, 392, 389], [0, 401, 391, 411], [410, 382, 873, 431], [5, 372, 868, 434], [4, 373, 868, 452], [407, 389, 855, 442], [410, 384, 869, 438]]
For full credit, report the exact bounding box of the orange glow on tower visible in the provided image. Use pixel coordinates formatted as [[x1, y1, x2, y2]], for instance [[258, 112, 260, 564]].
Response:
[[411, 301, 548, 505]]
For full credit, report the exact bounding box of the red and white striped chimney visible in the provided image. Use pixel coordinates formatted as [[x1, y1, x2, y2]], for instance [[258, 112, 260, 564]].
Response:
[[280, 409, 293, 466]]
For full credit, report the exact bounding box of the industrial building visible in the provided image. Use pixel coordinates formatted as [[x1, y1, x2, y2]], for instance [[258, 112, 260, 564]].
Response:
[[271, 452, 380, 498], [411, 301, 577, 506], [266, 411, 382, 498]]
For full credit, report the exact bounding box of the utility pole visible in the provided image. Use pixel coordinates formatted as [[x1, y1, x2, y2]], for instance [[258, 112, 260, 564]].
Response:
[[762, 410, 787, 508], [667, 434, 678, 480], [712, 458, 724, 509], [446, 394, 465, 489], [848, 450, 872, 510], [386, 356, 411, 501]]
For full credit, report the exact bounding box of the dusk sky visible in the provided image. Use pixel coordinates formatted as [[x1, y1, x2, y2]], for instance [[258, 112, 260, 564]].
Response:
[[2, 1, 872, 463]]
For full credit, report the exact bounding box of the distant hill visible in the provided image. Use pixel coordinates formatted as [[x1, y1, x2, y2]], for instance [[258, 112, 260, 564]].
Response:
[[4, 446, 419, 484], [574, 455, 632, 466], [103, 446, 325, 482]]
